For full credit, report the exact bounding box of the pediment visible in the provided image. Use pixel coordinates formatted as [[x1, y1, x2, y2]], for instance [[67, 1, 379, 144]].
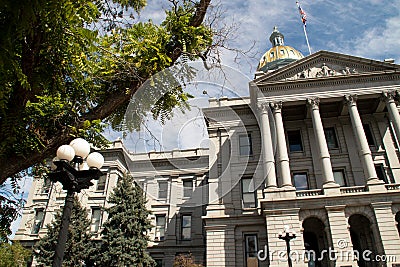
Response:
[[254, 50, 400, 84]]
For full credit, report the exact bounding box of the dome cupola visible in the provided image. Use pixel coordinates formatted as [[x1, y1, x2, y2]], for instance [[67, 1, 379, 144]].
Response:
[[257, 26, 304, 72]]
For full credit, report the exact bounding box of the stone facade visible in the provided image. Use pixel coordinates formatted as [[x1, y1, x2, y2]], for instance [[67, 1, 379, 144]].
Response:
[[202, 50, 400, 267], [13, 49, 400, 267], [14, 141, 209, 266]]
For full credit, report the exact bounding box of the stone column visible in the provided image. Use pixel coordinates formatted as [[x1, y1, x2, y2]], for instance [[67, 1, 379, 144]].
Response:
[[382, 91, 400, 143], [325, 205, 357, 267], [270, 102, 293, 188], [371, 202, 400, 260], [344, 95, 381, 185], [307, 98, 338, 188], [258, 102, 277, 188]]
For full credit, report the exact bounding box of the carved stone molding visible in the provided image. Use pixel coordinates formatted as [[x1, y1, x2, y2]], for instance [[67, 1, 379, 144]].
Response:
[[306, 97, 320, 109], [344, 95, 358, 105], [257, 101, 270, 114], [381, 90, 398, 102], [270, 101, 283, 112]]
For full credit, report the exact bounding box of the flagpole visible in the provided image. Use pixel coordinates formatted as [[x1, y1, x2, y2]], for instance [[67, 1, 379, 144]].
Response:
[[296, 1, 312, 55], [303, 24, 312, 55]]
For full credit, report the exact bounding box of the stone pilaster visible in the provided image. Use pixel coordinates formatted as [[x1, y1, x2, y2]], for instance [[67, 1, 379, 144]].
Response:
[[325, 205, 358, 267], [371, 202, 400, 262], [205, 224, 236, 267], [264, 208, 305, 267]]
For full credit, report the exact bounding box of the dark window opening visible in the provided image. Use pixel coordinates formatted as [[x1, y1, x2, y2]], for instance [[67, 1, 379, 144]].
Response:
[[288, 130, 303, 152]]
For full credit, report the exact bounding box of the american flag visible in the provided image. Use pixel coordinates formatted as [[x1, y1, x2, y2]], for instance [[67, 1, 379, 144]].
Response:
[[296, 1, 307, 26]]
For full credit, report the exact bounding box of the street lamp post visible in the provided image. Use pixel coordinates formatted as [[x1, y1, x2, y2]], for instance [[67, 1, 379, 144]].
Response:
[[278, 225, 297, 267], [47, 138, 104, 267]]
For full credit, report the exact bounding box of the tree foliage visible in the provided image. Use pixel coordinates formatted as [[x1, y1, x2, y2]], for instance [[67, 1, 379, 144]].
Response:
[[96, 175, 154, 267], [0, 0, 213, 183], [173, 253, 204, 267], [33, 197, 94, 266], [0, 241, 31, 267]]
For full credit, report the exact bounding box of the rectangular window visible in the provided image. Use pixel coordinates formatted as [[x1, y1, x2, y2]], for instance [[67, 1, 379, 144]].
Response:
[[363, 124, 375, 146], [375, 164, 388, 183], [155, 259, 163, 267], [183, 179, 193, 198], [158, 181, 168, 199], [241, 178, 256, 208], [287, 130, 303, 152], [293, 172, 309, 190], [181, 215, 191, 240], [32, 209, 45, 234], [90, 207, 101, 232], [333, 170, 347, 186], [239, 134, 253, 156], [324, 127, 339, 149], [155, 215, 166, 241], [41, 178, 52, 194], [245, 234, 258, 267], [97, 175, 107, 191]]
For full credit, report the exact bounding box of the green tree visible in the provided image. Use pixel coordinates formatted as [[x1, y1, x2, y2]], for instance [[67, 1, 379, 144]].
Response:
[[173, 253, 203, 267], [0, 0, 212, 183], [33, 197, 94, 266], [0, 241, 31, 267], [96, 175, 155, 266]]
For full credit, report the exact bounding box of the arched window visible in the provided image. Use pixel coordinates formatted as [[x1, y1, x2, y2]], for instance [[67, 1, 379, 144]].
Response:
[[302, 217, 329, 267]]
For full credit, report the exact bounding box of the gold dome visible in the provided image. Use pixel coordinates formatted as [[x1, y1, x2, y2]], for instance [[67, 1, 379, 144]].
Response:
[[257, 27, 304, 71]]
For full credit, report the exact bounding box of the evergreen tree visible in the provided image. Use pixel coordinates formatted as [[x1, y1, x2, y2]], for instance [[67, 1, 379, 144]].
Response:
[[96, 175, 155, 267], [34, 197, 94, 266]]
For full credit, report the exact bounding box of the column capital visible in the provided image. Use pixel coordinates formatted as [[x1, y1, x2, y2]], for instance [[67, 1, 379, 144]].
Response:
[[306, 97, 320, 109], [344, 94, 358, 105], [257, 101, 270, 114], [270, 101, 283, 112], [381, 90, 398, 102]]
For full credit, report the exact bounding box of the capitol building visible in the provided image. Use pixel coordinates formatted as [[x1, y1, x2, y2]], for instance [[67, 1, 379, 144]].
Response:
[[14, 27, 400, 267]]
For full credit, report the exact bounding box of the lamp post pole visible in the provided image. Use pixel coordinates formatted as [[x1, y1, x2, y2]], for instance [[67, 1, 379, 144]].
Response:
[[47, 138, 104, 267], [278, 225, 296, 267]]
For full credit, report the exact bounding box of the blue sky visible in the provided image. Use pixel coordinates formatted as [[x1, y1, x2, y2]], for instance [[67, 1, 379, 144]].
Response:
[[220, 0, 400, 75], [140, 0, 400, 77]]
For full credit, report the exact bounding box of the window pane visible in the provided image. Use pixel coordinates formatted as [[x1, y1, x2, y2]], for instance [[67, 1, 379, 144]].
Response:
[[156, 215, 166, 240], [325, 128, 338, 149], [375, 164, 388, 183], [182, 228, 191, 240], [245, 235, 258, 257], [32, 209, 44, 234], [239, 134, 253, 156], [183, 179, 193, 198], [97, 175, 106, 191], [288, 130, 303, 152], [182, 215, 191, 227], [363, 124, 375, 146], [181, 215, 191, 240], [333, 170, 346, 186], [158, 181, 168, 199], [293, 173, 309, 190], [41, 178, 51, 194], [241, 178, 256, 208], [91, 208, 101, 232]]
